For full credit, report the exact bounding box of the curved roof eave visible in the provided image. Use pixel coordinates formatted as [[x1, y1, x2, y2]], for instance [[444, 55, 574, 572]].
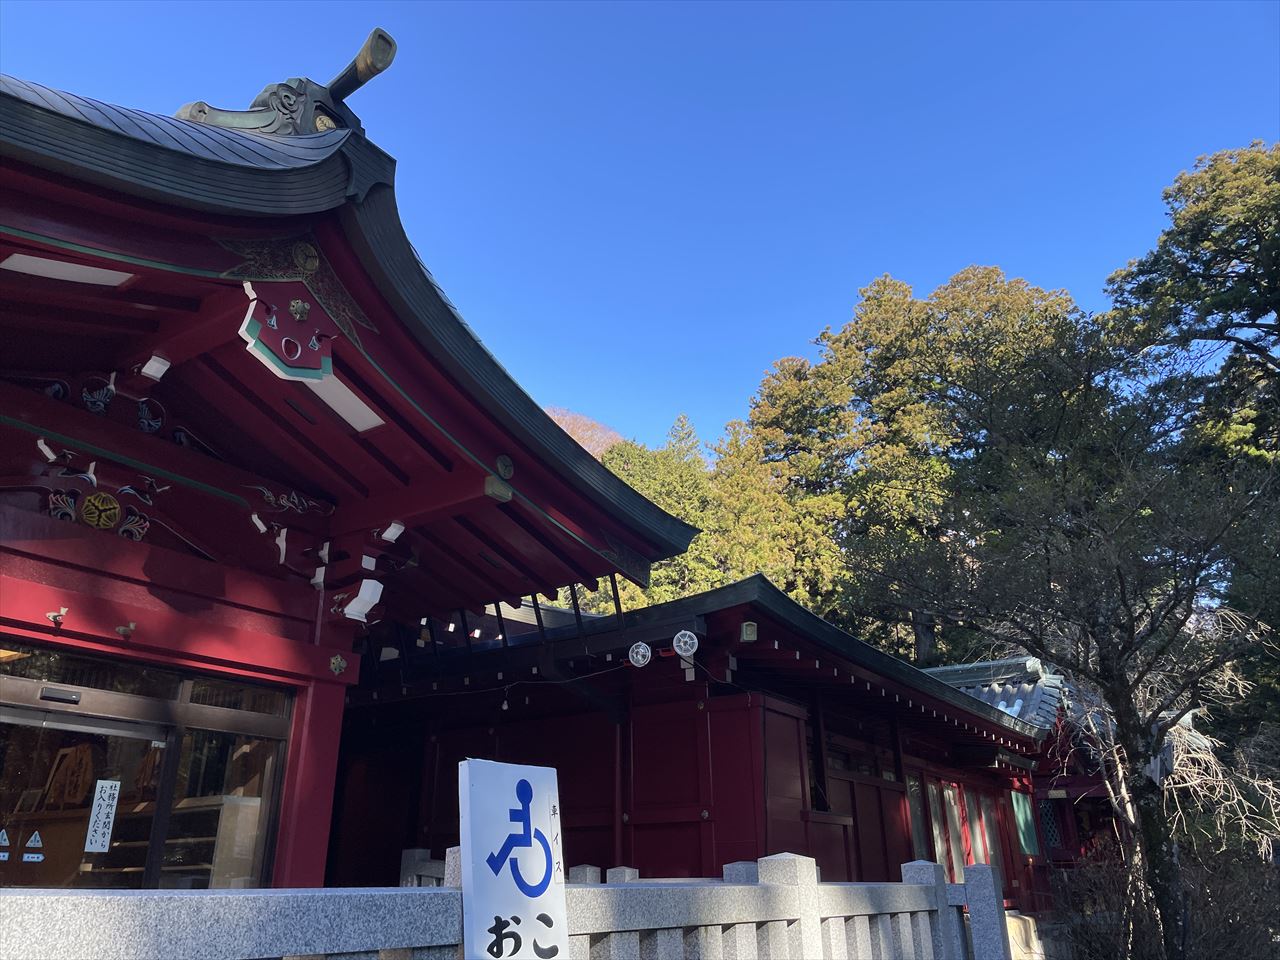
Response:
[[594, 574, 1049, 742], [339, 188, 699, 558], [0, 76, 355, 215], [0, 75, 698, 562]]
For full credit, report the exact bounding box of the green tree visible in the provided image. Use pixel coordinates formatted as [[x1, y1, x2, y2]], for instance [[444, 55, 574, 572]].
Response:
[[704, 419, 834, 605], [749, 261, 1275, 958], [595, 415, 719, 608], [1108, 141, 1280, 828], [1107, 142, 1280, 379]]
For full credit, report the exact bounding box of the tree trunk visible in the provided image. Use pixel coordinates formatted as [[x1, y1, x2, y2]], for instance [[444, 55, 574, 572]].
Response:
[[1113, 707, 1185, 960], [911, 608, 937, 664]]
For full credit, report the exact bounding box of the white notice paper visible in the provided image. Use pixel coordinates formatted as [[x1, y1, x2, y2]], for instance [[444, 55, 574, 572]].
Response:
[[84, 779, 120, 853], [459, 759, 568, 960]]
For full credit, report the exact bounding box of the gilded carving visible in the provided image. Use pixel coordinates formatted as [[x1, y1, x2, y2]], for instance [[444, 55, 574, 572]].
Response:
[[292, 241, 320, 275], [218, 235, 376, 350], [80, 491, 122, 530]]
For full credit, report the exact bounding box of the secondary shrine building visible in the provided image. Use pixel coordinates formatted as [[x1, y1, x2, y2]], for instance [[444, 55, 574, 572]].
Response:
[[0, 33, 1051, 912]]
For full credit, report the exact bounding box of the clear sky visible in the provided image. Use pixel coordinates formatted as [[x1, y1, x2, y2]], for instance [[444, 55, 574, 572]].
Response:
[[2, 2, 1277, 448]]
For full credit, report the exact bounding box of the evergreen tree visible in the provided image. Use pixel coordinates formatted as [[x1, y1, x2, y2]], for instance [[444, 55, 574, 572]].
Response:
[[595, 415, 718, 608]]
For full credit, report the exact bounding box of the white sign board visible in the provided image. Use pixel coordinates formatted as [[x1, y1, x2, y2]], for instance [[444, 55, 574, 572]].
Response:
[[459, 759, 568, 960], [84, 779, 120, 853]]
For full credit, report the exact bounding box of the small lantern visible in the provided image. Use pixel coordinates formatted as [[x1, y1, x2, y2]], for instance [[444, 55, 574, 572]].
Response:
[[673, 630, 699, 657]]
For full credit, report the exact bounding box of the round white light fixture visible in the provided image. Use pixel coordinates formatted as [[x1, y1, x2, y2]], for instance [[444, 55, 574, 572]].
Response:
[[673, 630, 699, 657], [628, 641, 652, 668]]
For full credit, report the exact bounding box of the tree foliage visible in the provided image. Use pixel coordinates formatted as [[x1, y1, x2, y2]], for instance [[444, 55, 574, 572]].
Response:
[[1107, 142, 1280, 379], [582, 144, 1278, 958], [546, 406, 623, 459]]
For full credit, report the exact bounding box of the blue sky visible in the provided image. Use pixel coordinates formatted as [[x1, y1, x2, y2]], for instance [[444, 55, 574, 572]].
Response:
[[2, 2, 1277, 449]]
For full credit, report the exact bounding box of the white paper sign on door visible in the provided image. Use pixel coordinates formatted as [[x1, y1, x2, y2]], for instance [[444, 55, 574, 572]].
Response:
[[84, 779, 120, 853], [459, 759, 568, 960]]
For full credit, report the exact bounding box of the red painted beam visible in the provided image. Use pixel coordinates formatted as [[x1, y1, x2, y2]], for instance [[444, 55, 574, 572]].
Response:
[[0, 503, 315, 621], [0, 575, 357, 684], [329, 470, 500, 537], [0, 378, 333, 536], [115, 285, 254, 375]]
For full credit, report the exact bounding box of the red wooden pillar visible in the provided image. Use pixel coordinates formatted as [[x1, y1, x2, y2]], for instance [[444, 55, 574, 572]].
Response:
[[272, 679, 348, 887]]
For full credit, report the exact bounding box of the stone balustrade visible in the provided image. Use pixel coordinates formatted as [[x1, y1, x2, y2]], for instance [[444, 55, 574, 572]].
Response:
[[0, 856, 1011, 960]]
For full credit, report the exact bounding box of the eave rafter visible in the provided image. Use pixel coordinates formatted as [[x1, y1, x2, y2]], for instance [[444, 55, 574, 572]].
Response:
[[0, 294, 160, 339], [113, 285, 252, 385], [729, 634, 1038, 755], [182, 351, 370, 498], [330, 471, 509, 538]]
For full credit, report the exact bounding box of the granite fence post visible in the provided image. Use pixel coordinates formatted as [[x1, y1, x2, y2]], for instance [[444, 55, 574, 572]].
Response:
[[443, 846, 461, 887], [901, 860, 966, 960], [721, 860, 759, 883], [568, 864, 602, 884], [962, 864, 1012, 960], [755, 852, 823, 959]]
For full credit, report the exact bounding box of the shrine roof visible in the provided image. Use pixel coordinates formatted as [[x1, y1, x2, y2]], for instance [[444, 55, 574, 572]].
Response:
[[923, 657, 1068, 730], [0, 36, 698, 572], [526, 575, 1050, 743], [1, 75, 351, 170]]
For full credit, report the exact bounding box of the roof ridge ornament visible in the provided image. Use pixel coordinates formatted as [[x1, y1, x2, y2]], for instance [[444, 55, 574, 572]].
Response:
[[175, 28, 397, 137]]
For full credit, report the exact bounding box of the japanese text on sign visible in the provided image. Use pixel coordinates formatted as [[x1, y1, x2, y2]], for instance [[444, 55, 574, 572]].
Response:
[[459, 759, 568, 960], [84, 779, 120, 853]]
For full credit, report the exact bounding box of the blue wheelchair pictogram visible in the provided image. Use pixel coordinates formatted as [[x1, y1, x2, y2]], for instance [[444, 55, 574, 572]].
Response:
[[486, 778, 553, 898]]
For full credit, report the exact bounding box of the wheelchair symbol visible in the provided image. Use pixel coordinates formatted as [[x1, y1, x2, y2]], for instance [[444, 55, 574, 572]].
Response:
[[486, 778, 553, 898]]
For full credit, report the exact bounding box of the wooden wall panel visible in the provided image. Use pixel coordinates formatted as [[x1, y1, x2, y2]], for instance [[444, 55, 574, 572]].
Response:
[[764, 707, 809, 858]]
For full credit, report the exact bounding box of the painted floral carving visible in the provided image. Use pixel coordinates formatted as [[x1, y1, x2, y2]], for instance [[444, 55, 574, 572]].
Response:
[[137, 399, 163, 433], [244, 484, 335, 516], [48, 488, 80, 522], [117, 506, 151, 542], [81, 377, 115, 415]]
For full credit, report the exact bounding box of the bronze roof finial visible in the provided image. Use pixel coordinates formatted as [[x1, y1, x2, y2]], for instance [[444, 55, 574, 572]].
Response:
[[175, 27, 398, 138], [328, 28, 397, 103]]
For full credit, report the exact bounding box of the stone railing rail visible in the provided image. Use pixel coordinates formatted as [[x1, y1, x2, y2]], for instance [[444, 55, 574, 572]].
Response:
[[0, 855, 1011, 960]]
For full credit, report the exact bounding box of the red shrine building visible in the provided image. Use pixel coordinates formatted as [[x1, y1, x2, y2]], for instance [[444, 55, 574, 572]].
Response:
[[1, 35, 1051, 912], [0, 32, 692, 890]]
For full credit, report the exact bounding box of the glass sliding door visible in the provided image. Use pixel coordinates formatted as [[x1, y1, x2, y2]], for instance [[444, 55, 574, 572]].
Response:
[[940, 782, 968, 881], [0, 708, 165, 887], [160, 729, 282, 889], [975, 792, 1005, 893], [925, 780, 957, 880], [0, 637, 291, 889]]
